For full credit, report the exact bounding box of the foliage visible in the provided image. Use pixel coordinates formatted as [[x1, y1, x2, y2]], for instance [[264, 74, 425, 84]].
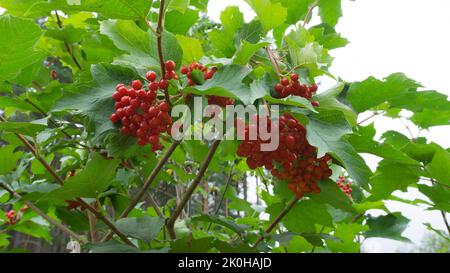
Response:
[[0, 0, 448, 253]]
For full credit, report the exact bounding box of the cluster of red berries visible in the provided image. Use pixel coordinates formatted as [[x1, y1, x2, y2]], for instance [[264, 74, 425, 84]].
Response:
[[181, 62, 234, 107], [237, 113, 332, 197], [5, 210, 15, 224], [110, 61, 175, 152], [337, 176, 352, 198], [274, 73, 319, 107], [4, 206, 27, 225]]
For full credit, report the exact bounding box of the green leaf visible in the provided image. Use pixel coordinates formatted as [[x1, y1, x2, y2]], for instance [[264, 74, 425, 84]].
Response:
[[418, 184, 450, 212], [191, 214, 248, 235], [326, 223, 368, 253], [12, 221, 51, 242], [233, 40, 269, 65], [165, 8, 199, 35], [115, 216, 165, 243], [0, 145, 23, 175], [176, 35, 204, 63], [0, 15, 43, 81], [244, 0, 287, 32], [426, 149, 450, 186], [347, 73, 422, 113], [305, 110, 372, 187], [310, 180, 355, 213], [318, 0, 342, 27], [310, 24, 349, 50], [170, 235, 215, 253], [264, 95, 316, 112], [369, 160, 421, 200], [365, 213, 411, 242], [43, 153, 120, 200], [52, 63, 140, 142], [2, 0, 153, 20], [268, 200, 333, 233], [235, 20, 264, 44], [100, 19, 182, 71], [348, 124, 420, 165], [0, 119, 47, 136], [87, 241, 141, 253], [316, 83, 357, 126], [209, 6, 244, 58], [411, 109, 450, 129], [166, 0, 190, 13], [274, 0, 313, 24], [185, 65, 254, 104], [213, 240, 256, 253]]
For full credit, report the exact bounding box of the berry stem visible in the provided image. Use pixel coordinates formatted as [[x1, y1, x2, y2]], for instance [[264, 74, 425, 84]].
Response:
[[101, 141, 181, 242], [206, 163, 235, 231], [156, 0, 171, 107], [0, 182, 86, 243], [253, 196, 301, 248], [0, 115, 135, 247], [265, 46, 282, 78], [54, 11, 83, 70], [302, 0, 318, 28], [166, 139, 221, 240]]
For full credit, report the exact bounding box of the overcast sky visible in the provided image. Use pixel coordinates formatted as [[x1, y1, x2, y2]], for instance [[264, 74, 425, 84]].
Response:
[[207, 0, 450, 252]]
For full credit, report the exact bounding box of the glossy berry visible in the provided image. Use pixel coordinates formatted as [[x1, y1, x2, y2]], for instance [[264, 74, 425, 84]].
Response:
[[290, 73, 299, 82], [237, 113, 332, 198], [131, 80, 143, 90], [158, 79, 168, 90], [146, 71, 157, 82], [180, 66, 189, 74], [111, 65, 177, 153], [165, 60, 176, 71]]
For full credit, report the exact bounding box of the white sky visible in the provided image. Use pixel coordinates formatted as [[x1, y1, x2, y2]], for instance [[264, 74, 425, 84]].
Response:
[[208, 0, 450, 252]]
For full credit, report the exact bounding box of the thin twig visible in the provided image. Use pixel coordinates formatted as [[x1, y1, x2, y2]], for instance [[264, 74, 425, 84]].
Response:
[[0, 183, 86, 243], [101, 141, 180, 242], [24, 97, 77, 142], [128, 160, 165, 219], [156, 0, 171, 106], [358, 112, 380, 125], [265, 47, 282, 77], [207, 163, 235, 231], [54, 11, 82, 70], [0, 115, 135, 246], [253, 196, 300, 248], [166, 140, 221, 239], [302, 0, 318, 27]]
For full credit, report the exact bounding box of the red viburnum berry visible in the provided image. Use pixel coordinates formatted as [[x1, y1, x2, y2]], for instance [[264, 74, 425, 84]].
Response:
[[131, 80, 143, 90], [146, 71, 157, 82], [165, 60, 176, 71]]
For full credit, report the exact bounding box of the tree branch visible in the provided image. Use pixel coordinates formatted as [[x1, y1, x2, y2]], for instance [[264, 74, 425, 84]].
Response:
[[0, 115, 135, 246], [156, 0, 171, 106], [253, 196, 300, 248], [166, 140, 221, 239], [54, 11, 82, 70], [101, 141, 180, 242], [0, 183, 86, 243]]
